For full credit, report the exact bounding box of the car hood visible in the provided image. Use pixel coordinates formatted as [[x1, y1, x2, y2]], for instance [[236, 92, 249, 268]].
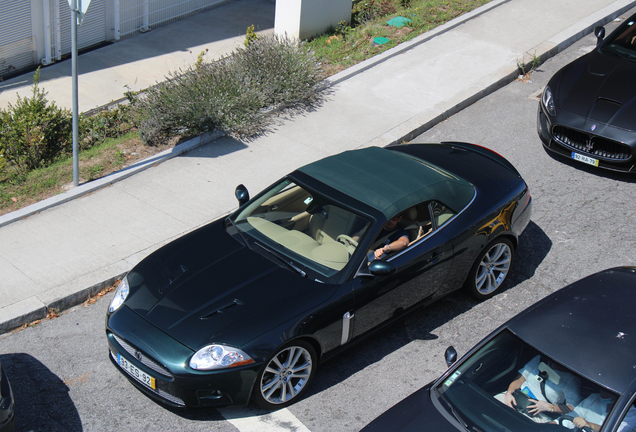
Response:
[[123, 219, 337, 351], [361, 385, 457, 431], [556, 50, 636, 131]]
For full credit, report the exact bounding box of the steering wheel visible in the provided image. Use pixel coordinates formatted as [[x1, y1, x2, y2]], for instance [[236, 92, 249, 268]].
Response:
[[558, 415, 594, 432], [336, 234, 358, 248]]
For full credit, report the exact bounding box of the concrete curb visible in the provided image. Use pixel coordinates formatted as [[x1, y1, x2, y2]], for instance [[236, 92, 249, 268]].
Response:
[[2, 0, 635, 334]]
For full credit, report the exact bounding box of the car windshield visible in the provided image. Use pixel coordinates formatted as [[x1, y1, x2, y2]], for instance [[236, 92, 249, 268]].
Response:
[[232, 179, 371, 278], [602, 19, 636, 61], [434, 330, 619, 432]]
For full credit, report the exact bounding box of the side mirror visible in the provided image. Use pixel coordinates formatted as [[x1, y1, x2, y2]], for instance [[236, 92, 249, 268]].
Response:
[[368, 260, 396, 276], [594, 26, 605, 46], [445, 346, 458, 367], [235, 184, 249, 207]]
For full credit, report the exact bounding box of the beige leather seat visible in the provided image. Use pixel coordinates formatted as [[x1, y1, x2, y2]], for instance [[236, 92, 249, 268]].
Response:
[[308, 205, 356, 244]]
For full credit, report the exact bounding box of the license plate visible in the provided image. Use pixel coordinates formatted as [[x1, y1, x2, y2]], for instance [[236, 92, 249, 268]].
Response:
[[571, 152, 599, 167], [117, 353, 156, 390]]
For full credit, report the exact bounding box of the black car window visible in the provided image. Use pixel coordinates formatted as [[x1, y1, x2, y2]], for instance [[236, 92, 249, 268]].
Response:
[[602, 19, 636, 60], [434, 330, 620, 432], [616, 401, 636, 432], [363, 200, 451, 268], [429, 200, 455, 230]]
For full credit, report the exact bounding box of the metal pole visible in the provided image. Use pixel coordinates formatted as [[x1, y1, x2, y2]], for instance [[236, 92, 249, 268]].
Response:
[[71, 0, 79, 187]]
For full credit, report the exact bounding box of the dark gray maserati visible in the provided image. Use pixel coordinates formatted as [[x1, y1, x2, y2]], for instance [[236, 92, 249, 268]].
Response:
[[538, 13, 636, 172], [363, 267, 636, 432], [106, 143, 531, 410]]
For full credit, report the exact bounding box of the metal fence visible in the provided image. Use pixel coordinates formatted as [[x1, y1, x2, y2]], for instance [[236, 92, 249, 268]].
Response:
[[0, 1, 35, 76], [115, 0, 230, 39]]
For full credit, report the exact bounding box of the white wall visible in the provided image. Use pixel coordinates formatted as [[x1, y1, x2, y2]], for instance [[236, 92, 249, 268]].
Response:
[[275, 0, 351, 40]]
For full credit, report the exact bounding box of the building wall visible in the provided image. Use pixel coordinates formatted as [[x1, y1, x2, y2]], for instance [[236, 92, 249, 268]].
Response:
[[275, 0, 351, 40]]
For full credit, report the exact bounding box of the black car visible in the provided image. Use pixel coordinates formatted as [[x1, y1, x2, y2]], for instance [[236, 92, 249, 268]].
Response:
[[105, 143, 531, 410], [363, 267, 636, 432], [538, 14, 636, 172], [0, 362, 15, 432]]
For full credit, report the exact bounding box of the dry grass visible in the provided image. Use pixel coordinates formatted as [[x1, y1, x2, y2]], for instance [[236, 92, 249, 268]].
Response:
[[0, 133, 182, 216]]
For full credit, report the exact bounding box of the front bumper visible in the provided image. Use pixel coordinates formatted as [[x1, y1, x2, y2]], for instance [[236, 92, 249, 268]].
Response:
[[537, 103, 636, 172], [106, 306, 261, 408]]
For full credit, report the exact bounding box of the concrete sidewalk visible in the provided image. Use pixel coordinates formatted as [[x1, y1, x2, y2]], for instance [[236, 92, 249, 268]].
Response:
[[0, 0, 634, 333]]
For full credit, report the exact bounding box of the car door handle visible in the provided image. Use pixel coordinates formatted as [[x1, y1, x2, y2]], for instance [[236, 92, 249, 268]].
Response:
[[426, 252, 441, 264]]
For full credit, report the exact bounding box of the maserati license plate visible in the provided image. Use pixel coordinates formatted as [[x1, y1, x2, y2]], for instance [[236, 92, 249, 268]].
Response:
[[571, 152, 599, 167]]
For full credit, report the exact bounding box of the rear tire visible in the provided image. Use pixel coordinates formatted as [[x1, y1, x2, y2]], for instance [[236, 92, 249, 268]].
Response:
[[465, 238, 514, 300], [252, 340, 317, 410]]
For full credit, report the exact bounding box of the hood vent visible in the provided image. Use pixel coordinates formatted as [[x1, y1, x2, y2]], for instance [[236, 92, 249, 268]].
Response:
[[200, 299, 244, 319], [589, 98, 622, 124]]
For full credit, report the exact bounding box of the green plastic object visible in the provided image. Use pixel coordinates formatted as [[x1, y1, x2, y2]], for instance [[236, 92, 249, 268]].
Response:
[[373, 37, 390, 45], [387, 16, 412, 28]]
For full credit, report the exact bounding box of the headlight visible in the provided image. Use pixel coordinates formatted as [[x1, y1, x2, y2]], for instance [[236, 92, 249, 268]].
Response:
[[108, 277, 130, 313], [190, 344, 255, 370], [542, 86, 556, 116]]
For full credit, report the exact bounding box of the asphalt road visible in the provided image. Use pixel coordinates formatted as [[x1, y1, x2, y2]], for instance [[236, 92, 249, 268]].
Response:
[[1, 13, 635, 432]]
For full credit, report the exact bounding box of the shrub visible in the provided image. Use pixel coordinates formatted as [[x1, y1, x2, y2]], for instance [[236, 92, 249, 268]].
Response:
[[134, 32, 324, 144], [352, 0, 397, 25], [232, 33, 324, 108], [133, 59, 267, 144], [0, 68, 72, 175], [80, 103, 134, 149]]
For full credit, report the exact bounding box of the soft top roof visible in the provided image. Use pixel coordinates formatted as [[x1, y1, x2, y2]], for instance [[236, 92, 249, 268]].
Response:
[[508, 267, 636, 393], [297, 146, 474, 219]]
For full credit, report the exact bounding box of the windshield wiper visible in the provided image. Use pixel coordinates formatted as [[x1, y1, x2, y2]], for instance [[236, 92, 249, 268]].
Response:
[[225, 216, 250, 248], [435, 390, 470, 431], [254, 242, 307, 277], [603, 45, 636, 61]]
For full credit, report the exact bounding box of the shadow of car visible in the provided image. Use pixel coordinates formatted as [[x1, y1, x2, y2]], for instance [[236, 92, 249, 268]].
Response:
[[538, 13, 636, 173], [362, 267, 636, 432], [106, 143, 531, 410]]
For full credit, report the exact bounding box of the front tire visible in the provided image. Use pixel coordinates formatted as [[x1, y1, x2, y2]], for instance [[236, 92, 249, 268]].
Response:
[[465, 238, 514, 300], [252, 340, 317, 410]]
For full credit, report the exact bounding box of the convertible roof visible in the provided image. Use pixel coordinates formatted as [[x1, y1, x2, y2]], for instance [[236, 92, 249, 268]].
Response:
[[297, 146, 475, 219]]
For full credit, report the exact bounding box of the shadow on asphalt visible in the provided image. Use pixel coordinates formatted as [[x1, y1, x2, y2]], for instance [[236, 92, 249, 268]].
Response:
[[0, 353, 81, 432], [507, 220, 553, 285]]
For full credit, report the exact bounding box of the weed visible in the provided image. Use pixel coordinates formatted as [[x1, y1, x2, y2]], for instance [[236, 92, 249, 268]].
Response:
[[532, 51, 541, 70], [195, 49, 209, 69], [86, 165, 104, 181], [244, 24, 261, 47], [335, 20, 352, 40], [517, 58, 526, 76]]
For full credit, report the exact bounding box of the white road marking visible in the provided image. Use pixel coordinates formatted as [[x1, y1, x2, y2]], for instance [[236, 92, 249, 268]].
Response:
[[220, 406, 311, 432]]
